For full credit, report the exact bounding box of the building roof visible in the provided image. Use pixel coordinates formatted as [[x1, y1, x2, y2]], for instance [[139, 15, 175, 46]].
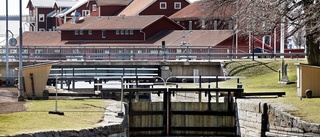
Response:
[[148, 30, 234, 46], [27, 0, 80, 8], [117, 0, 156, 16], [55, 0, 79, 8], [18, 31, 65, 46], [170, 1, 235, 21], [19, 30, 234, 47], [170, 1, 205, 20], [56, 0, 89, 17], [27, 0, 56, 8], [57, 15, 174, 30], [96, 0, 133, 6]]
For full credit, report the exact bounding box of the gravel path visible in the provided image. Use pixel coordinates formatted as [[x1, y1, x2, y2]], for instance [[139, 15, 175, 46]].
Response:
[[0, 88, 26, 114]]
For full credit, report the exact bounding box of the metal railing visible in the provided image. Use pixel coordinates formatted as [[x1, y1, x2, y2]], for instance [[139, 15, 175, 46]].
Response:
[[0, 46, 306, 62]]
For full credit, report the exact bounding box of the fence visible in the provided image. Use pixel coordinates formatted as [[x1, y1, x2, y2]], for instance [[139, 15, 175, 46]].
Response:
[[0, 46, 306, 61]]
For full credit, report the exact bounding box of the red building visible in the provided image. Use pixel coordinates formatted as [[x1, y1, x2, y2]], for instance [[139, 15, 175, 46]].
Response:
[[57, 15, 184, 42]]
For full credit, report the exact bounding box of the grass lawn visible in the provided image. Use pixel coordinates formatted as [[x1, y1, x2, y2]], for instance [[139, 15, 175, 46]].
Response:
[[224, 59, 320, 123], [0, 99, 106, 136]]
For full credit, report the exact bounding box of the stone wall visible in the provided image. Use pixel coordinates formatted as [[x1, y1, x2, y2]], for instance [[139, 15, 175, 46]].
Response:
[[236, 99, 266, 137], [7, 124, 124, 137], [237, 99, 320, 137]]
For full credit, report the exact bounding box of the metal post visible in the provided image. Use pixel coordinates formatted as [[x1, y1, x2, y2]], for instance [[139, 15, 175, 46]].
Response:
[[118, 76, 124, 117], [252, 34, 255, 61], [162, 41, 166, 61], [18, 0, 24, 101], [55, 77, 58, 111], [49, 76, 64, 115], [6, 0, 9, 86]]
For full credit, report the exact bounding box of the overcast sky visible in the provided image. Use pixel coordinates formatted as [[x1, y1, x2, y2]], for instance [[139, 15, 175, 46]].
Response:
[[0, 0, 29, 15], [0, 0, 199, 15]]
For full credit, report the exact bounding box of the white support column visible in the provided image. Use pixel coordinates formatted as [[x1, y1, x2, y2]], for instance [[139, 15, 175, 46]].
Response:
[[35, 8, 38, 31], [280, 19, 285, 58]]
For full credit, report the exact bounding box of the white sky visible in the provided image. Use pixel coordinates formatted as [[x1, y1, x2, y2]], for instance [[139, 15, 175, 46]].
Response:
[[0, 0, 29, 15], [0, 0, 199, 15]]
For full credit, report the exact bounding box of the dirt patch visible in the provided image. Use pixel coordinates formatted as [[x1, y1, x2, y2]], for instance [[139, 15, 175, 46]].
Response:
[[0, 88, 26, 114]]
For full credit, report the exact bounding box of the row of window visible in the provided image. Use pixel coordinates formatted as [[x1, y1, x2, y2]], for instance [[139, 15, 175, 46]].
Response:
[[74, 30, 135, 37], [160, 2, 181, 9]]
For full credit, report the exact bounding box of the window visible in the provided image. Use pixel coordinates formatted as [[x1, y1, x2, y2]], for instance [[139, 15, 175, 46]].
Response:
[[102, 30, 106, 38], [174, 2, 181, 9], [88, 30, 92, 35], [92, 4, 97, 12], [116, 30, 120, 35], [82, 10, 90, 16], [129, 30, 134, 35], [160, 2, 167, 9], [264, 35, 271, 45], [39, 14, 45, 22], [120, 30, 124, 35], [125, 30, 129, 35], [79, 30, 83, 35], [75, 30, 79, 35]]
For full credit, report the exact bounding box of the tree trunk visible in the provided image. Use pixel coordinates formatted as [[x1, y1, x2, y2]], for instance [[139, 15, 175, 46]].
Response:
[[304, 0, 320, 66], [306, 35, 320, 66]]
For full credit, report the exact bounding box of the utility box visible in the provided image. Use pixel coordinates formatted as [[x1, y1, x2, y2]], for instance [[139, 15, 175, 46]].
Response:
[[295, 63, 320, 98]]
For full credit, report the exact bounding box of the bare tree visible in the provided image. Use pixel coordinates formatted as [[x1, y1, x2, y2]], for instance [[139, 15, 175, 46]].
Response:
[[201, 0, 320, 65]]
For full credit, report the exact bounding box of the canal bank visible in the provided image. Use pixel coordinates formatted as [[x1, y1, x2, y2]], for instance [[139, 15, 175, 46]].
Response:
[[237, 99, 320, 137]]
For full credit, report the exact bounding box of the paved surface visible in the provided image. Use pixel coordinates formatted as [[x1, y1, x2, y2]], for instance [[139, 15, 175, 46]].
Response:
[[97, 100, 124, 126]]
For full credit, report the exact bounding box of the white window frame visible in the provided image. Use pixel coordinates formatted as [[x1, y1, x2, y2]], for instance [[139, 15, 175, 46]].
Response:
[[174, 2, 181, 9], [120, 30, 124, 35], [116, 30, 120, 35], [75, 30, 79, 35], [79, 30, 83, 35], [88, 30, 92, 35], [160, 2, 167, 9], [125, 30, 129, 35], [92, 4, 97, 12], [39, 14, 45, 22], [129, 30, 134, 35], [102, 30, 106, 38], [82, 10, 90, 16]]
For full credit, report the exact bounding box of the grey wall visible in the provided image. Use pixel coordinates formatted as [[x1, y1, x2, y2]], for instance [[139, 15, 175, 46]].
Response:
[[236, 99, 320, 137]]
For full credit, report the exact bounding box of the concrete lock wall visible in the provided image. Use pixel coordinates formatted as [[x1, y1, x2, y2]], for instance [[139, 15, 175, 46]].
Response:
[[236, 99, 320, 137]]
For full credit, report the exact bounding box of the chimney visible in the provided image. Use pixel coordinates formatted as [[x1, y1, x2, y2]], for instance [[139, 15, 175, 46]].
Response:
[[214, 20, 217, 30], [189, 21, 192, 30]]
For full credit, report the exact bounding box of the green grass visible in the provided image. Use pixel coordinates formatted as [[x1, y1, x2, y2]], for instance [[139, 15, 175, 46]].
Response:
[[224, 59, 320, 123], [0, 99, 106, 136]]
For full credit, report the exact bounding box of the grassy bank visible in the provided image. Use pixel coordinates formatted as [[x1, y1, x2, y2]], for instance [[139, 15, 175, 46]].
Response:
[[0, 99, 105, 136], [224, 59, 320, 123]]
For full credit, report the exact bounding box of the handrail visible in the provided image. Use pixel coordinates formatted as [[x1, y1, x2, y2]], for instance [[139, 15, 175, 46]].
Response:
[[0, 46, 306, 61]]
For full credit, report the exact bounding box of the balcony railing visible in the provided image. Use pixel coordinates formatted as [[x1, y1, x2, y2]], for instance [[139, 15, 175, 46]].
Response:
[[23, 15, 35, 23], [0, 46, 306, 62]]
